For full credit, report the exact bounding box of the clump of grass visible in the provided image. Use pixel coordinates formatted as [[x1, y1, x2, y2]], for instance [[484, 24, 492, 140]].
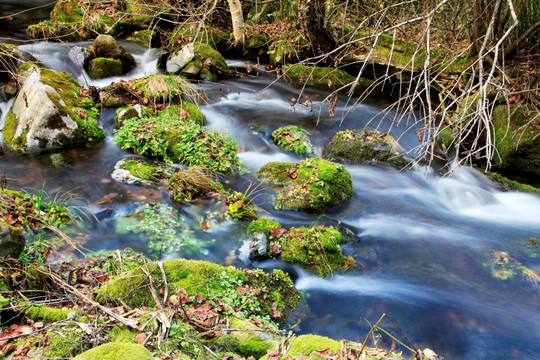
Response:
[[169, 166, 221, 202]]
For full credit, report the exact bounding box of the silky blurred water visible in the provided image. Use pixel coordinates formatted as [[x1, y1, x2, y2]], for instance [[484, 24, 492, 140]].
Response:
[[0, 39, 539, 360]]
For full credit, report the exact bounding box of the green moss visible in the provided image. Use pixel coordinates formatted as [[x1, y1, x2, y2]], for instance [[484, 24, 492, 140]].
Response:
[[119, 159, 172, 183], [216, 316, 278, 358], [283, 335, 341, 359], [247, 218, 281, 234], [114, 105, 154, 128], [272, 126, 314, 154], [133, 74, 188, 102], [27, 20, 87, 41], [438, 127, 454, 151], [275, 225, 353, 277], [45, 328, 83, 358], [200, 68, 218, 82], [182, 56, 203, 76], [107, 326, 139, 343], [2, 110, 21, 149], [159, 102, 206, 126], [87, 58, 123, 79], [255, 158, 353, 213], [24, 305, 80, 323], [269, 40, 296, 66], [285, 65, 373, 91], [96, 259, 299, 322], [130, 30, 154, 47], [485, 171, 540, 195], [50, 0, 83, 23], [194, 43, 229, 71], [74, 342, 153, 360], [492, 105, 540, 175], [322, 130, 408, 168]]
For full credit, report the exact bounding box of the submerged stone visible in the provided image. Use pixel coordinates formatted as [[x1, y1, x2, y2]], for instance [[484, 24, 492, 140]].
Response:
[[111, 158, 172, 186], [254, 158, 353, 213], [323, 129, 408, 168]]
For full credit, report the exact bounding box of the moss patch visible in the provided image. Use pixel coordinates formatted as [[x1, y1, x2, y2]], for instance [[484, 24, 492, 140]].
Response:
[[87, 57, 123, 79], [217, 316, 279, 358], [285, 64, 373, 91], [119, 159, 172, 183], [24, 305, 80, 323], [74, 342, 153, 360], [254, 158, 353, 213], [283, 335, 341, 359], [96, 259, 299, 323], [272, 126, 314, 154], [485, 171, 540, 195], [323, 130, 407, 168], [159, 102, 206, 126], [133, 74, 189, 103]]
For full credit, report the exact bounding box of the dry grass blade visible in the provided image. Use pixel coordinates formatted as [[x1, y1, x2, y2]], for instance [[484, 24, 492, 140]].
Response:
[[169, 165, 220, 201]]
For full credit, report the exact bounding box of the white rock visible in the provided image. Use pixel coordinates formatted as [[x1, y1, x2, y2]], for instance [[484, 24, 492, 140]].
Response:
[[166, 43, 195, 73]]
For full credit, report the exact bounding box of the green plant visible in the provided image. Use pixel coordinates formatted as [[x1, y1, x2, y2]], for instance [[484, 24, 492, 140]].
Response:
[[113, 118, 171, 162], [169, 166, 221, 202], [124, 203, 206, 257], [19, 233, 61, 263]]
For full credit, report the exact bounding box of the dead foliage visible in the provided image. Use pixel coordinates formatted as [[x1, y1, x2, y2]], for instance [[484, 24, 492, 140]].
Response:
[[169, 165, 221, 202]]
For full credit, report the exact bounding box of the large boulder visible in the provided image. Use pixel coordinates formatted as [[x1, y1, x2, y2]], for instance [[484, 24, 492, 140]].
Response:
[[0, 223, 25, 258], [323, 129, 408, 168], [2, 65, 104, 152], [88, 35, 136, 76], [254, 158, 353, 213]]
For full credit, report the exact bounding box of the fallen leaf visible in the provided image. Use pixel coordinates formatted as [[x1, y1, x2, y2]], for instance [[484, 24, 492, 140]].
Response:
[[134, 333, 146, 344]]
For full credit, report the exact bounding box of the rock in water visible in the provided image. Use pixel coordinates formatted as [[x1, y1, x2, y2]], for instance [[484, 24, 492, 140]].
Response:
[[166, 43, 195, 73], [0, 223, 25, 258], [2, 65, 104, 152], [89, 34, 136, 74]]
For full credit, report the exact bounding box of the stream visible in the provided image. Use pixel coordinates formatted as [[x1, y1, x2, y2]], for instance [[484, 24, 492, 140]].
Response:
[[1, 15, 540, 360]]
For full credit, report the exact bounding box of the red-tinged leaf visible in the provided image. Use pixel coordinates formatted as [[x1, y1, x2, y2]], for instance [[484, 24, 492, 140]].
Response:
[[13, 341, 33, 357], [316, 348, 334, 356], [270, 227, 286, 239], [195, 295, 206, 303], [272, 310, 281, 318], [272, 243, 282, 255], [44, 336, 52, 346], [134, 333, 146, 344], [236, 286, 247, 296]]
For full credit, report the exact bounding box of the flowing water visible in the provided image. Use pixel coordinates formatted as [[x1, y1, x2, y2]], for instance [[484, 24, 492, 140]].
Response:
[[1, 17, 540, 360]]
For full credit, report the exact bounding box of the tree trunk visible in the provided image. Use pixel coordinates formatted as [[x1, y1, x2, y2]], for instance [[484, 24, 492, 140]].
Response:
[[298, 0, 338, 55], [227, 0, 245, 46]]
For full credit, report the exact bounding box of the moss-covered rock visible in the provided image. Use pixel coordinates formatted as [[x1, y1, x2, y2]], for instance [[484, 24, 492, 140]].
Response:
[[50, 0, 83, 23], [114, 104, 154, 128], [74, 342, 153, 360], [323, 130, 408, 168], [159, 102, 206, 126], [485, 171, 540, 195], [491, 105, 539, 175], [125, 0, 171, 26], [87, 57, 123, 79], [216, 316, 279, 358], [45, 327, 84, 358], [254, 158, 353, 213], [89, 34, 136, 74], [111, 158, 172, 186], [281, 335, 341, 359], [96, 259, 299, 323], [182, 56, 203, 77], [272, 126, 315, 154], [285, 65, 373, 91], [133, 74, 189, 103], [248, 219, 354, 276], [27, 20, 87, 42], [194, 43, 229, 76], [269, 40, 296, 66], [129, 29, 155, 47], [0, 222, 25, 258], [3, 65, 104, 152]]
